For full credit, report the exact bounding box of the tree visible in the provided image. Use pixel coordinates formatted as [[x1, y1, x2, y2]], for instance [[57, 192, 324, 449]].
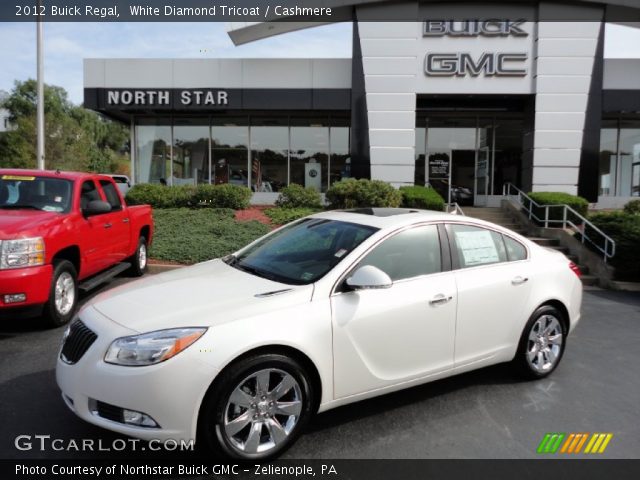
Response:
[[0, 79, 129, 173]]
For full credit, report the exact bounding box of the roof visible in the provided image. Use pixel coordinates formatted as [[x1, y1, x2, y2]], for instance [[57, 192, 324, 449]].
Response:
[[308, 208, 465, 229], [0, 169, 103, 181]]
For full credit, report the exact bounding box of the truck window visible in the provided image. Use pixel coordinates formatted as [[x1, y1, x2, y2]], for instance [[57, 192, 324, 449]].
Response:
[[80, 180, 101, 211], [0, 175, 72, 213], [99, 180, 122, 211]]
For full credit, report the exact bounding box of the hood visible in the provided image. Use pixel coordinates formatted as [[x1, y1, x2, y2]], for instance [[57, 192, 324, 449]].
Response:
[[89, 259, 314, 333], [0, 210, 62, 237]]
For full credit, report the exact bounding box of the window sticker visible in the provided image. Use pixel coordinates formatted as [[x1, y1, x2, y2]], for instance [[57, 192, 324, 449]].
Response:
[[54, 196, 62, 203], [2, 175, 35, 181], [455, 230, 499, 266], [334, 248, 348, 258], [301, 272, 314, 281]]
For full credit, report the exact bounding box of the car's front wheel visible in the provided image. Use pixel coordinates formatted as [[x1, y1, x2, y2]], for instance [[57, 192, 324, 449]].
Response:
[[200, 353, 314, 460], [514, 305, 567, 379]]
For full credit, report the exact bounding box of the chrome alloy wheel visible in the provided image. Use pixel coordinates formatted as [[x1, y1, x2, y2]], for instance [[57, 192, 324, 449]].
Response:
[[54, 272, 76, 316], [527, 315, 563, 373], [223, 368, 303, 454], [138, 242, 147, 270]]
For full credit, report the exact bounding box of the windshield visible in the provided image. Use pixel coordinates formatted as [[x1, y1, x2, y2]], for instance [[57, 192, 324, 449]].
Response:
[[227, 218, 378, 285], [0, 175, 73, 213]]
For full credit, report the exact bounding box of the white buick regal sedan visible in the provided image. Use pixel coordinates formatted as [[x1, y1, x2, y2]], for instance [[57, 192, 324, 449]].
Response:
[[56, 208, 582, 459]]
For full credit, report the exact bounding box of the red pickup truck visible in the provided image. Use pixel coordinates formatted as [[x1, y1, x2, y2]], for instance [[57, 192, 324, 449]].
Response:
[[0, 169, 153, 326]]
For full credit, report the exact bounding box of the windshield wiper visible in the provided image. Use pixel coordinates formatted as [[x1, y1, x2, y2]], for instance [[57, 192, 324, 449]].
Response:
[[0, 204, 41, 210], [233, 262, 282, 282]]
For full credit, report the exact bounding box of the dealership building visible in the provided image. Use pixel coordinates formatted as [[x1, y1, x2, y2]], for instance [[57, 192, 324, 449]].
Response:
[[83, 0, 640, 208]]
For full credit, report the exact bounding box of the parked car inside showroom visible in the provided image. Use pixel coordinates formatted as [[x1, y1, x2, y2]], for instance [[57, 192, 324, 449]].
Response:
[[56, 208, 582, 459]]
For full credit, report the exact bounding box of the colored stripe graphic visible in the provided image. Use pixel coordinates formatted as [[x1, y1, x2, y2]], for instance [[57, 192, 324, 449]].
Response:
[[539, 433, 613, 454], [537, 433, 565, 453]]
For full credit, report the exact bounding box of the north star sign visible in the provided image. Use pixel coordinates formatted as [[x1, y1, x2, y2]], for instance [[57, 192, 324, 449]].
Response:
[[105, 89, 229, 107], [423, 20, 529, 77]]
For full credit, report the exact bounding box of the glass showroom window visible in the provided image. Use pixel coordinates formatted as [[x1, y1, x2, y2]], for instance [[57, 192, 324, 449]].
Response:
[[330, 118, 351, 186], [415, 126, 426, 186], [618, 120, 640, 197], [290, 118, 329, 192], [211, 117, 249, 187], [492, 118, 523, 195], [173, 118, 209, 185], [250, 117, 289, 193], [135, 118, 171, 184], [599, 120, 618, 196]]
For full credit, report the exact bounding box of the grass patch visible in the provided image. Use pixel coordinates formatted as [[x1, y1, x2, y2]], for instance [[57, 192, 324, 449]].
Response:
[[150, 208, 271, 264], [264, 207, 320, 225]]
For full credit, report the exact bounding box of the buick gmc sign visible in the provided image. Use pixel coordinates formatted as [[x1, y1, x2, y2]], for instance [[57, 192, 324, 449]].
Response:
[[423, 20, 529, 77]]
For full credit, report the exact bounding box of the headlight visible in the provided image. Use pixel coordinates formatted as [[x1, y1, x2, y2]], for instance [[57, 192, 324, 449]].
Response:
[[104, 327, 207, 366], [0, 237, 45, 269]]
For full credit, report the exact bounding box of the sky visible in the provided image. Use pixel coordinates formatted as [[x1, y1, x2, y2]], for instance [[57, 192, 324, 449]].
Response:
[[0, 21, 638, 105]]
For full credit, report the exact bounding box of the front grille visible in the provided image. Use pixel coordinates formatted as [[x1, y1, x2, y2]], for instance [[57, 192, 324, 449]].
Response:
[[94, 400, 124, 423], [60, 320, 97, 364]]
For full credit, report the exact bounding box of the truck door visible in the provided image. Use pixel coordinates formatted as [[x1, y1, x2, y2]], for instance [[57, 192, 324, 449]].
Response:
[[98, 179, 131, 264]]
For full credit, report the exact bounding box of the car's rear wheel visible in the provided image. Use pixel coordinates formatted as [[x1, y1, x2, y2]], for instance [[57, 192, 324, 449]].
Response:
[[43, 260, 78, 328], [514, 305, 566, 379], [200, 353, 314, 460]]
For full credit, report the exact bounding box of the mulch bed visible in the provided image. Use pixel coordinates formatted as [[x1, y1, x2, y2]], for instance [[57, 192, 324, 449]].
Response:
[[234, 206, 273, 227]]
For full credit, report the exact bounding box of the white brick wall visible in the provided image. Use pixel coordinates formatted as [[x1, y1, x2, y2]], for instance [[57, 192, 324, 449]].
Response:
[[358, 20, 420, 186], [532, 15, 602, 194]]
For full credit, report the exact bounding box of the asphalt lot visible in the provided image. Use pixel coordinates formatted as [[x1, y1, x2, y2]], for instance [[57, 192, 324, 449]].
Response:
[[0, 274, 638, 459]]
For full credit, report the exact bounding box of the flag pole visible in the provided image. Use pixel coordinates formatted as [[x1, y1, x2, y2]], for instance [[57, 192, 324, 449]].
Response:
[[36, 1, 45, 170]]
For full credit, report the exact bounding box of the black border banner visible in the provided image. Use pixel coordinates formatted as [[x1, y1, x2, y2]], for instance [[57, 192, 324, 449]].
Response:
[[5, 459, 640, 480]]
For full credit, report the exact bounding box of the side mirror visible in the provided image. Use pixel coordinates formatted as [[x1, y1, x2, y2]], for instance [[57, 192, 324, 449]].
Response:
[[84, 200, 111, 216], [346, 265, 392, 290]]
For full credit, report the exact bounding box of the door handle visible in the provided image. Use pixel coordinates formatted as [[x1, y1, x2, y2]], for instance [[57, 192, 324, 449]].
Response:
[[103, 223, 112, 229], [122, 218, 130, 223], [429, 294, 453, 306], [511, 276, 529, 285]]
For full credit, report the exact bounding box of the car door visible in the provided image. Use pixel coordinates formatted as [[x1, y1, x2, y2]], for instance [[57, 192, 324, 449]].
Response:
[[446, 223, 533, 366], [331, 224, 457, 399], [98, 179, 131, 264]]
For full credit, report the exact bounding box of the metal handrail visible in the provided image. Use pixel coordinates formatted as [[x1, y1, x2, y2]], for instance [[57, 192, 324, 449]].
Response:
[[502, 183, 615, 261], [445, 203, 465, 216]]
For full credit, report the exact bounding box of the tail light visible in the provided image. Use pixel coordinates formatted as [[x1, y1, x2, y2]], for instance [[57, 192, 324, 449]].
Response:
[[569, 262, 582, 278]]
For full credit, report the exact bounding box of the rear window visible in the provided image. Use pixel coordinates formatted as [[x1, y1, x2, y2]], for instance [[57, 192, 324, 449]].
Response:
[[100, 180, 122, 210]]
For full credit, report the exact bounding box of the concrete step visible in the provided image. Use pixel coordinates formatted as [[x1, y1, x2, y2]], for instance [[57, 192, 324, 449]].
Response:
[[581, 275, 598, 286]]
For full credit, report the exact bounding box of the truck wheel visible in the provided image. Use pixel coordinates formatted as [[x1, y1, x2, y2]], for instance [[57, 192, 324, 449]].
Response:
[[43, 260, 78, 328], [128, 236, 148, 277]]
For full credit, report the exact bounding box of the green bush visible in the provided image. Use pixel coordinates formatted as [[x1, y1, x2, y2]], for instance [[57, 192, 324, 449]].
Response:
[[126, 184, 195, 208], [274, 184, 323, 209], [149, 208, 270, 264], [527, 191, 589, 224], [588, 212, 640, 281], [399, 186, 445, 211], [325, 178, 402, 209], [264, 207, 320, 225], [194, 184, 252, 210], [126, 183, 252, 209], [623, 199, 640, 215]]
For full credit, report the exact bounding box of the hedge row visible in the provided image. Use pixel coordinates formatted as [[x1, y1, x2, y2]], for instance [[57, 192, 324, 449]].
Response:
[[325, 179, 402, 209], [399, 186, 445, 211], [527, 191, 589, 221], [126, 183, 252, 210], [589, 211, 640, 282]]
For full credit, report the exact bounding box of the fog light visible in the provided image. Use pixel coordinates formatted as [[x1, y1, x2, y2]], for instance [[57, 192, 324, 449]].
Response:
[[4, 293, 26, 304], [123, 409, 159, 428]]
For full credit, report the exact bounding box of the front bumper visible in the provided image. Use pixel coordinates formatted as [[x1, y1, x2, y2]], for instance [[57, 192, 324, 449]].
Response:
[[55, 306, 219, 443], [0, 264, 52, 310]]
